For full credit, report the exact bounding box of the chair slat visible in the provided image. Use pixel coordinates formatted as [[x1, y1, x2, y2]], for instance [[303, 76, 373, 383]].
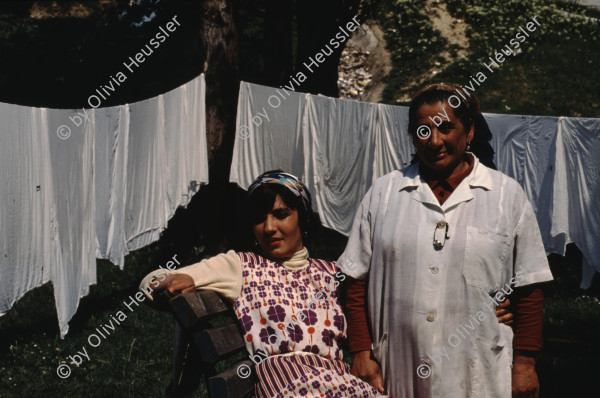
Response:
[[169, 290, 230, 328], [195, 323, 246, 363]]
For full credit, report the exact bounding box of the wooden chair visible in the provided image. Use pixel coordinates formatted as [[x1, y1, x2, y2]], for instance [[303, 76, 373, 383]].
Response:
[[158, 290, 256, 398]]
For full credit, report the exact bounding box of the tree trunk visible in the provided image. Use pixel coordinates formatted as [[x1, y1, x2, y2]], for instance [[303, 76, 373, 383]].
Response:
[[295, 0, 360, 97]]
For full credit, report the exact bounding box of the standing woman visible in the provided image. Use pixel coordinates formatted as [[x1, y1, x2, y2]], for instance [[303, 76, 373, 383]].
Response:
[[140, 171, 385, 398], [338, 83, 553, 397]]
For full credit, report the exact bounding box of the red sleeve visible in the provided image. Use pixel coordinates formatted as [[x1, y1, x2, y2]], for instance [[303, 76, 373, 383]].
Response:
[[344, 277, 373, 353], [512, 286, 544, 351]]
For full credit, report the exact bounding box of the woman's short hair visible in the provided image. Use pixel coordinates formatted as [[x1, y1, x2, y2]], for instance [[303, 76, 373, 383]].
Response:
[[408, 82, 496, 169]]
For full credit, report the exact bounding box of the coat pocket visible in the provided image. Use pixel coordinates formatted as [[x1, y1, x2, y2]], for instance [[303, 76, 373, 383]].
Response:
[[463, 226, 511, 293]]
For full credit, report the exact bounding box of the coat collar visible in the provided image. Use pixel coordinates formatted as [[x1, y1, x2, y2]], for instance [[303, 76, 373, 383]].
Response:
[[397, 154, 493, 210]]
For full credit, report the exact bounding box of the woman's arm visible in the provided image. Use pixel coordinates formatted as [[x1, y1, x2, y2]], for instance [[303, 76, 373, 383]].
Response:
[[345, 277, 385, 393], [139, 250, 243, 303], [511, 284, 544, 398]]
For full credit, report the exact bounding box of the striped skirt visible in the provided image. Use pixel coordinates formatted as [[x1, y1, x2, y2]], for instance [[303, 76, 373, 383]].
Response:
[[255, 352, 384, 398]]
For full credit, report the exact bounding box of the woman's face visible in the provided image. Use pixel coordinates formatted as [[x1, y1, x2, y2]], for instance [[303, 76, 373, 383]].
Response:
[[413, 101, 474, 174], [253, 195, 304, 260]]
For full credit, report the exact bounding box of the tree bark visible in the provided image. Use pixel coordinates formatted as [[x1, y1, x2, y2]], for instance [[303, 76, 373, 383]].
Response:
[[295, 0, 360, 97]]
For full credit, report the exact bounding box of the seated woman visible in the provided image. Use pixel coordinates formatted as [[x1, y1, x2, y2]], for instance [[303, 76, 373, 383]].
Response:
[[140, 171, 387, 397], [140, 170, 513, 397]]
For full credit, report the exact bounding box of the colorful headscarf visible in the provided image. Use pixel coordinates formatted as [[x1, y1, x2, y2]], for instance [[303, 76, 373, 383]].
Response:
[[247, 171, 312, 215]]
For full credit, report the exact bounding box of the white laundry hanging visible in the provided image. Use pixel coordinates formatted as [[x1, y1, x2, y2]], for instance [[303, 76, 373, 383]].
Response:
[[0, 74, 209, 337]]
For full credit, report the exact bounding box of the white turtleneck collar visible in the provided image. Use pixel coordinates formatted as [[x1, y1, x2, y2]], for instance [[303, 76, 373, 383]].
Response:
[[275, 246, 310, 270]]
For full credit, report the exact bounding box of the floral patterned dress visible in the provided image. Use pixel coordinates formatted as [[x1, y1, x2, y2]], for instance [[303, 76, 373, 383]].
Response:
[[234, 252, 383, 398]]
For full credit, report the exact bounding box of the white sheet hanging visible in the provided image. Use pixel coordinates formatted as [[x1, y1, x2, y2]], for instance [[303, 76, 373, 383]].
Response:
[[0, 74, 208, 337], [230, 81, 600, 288]]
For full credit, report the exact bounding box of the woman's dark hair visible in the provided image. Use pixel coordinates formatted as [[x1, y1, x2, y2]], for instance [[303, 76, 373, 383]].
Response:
[[408, 82, 496, 169], [246, 170, 318, 246]]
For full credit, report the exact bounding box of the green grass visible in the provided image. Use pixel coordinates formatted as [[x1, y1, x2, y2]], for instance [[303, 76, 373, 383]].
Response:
[[0, 244, 210, 398], [372, 0, 600, 118]]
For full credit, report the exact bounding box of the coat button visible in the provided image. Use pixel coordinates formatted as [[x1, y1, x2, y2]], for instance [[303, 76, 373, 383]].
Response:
[[430, 266, 439, 274], [437, 221, 447, 229], [427, 314, 435, 322]]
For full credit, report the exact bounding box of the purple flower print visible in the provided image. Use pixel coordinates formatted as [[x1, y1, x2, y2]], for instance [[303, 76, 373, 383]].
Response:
[[296, 302, 303, 310], [300, 292, 308, 301], [303, 344, 320, 354], [259, 326, 278, 344], [287, 324, 304, 343], [324, 275, 332, 284], [255, 270, 263, 277], [241, 307, 249, 315], [324, 374, 332, 382], [350, 379, 358, 386], [273, 290, 282, 297], [300, 309, 318, 325], [321, 329, 336, 347], [254, 301, 262, 308], [287, 383, 296, 391], [249, 281, 257, 288], [242, 270, 250, 277], [282, 299, 289, 305], [333, 314, 345, 331], [313, 274, 322, 282], [278, 340, 291, 354], [300, 375, 309, 383], [267, 299, 276, 306], [245, 294, 253, 302], [312, 381, 320, 389], [243, 287, 252, 294], [348, 386, 356, 394], [299, 387, 308, 396], [291, 280, 299, 288], [298, 285, 307, 293], [267, 305, 287, 322], [339, 385, 347, 392], [284, 287, 293, 293], [268, 270, 276, 278], [240, 315, 253, 333], [258, 291, 267, 298]]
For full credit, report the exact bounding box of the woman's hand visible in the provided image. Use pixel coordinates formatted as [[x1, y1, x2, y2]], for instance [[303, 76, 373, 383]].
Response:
[[154, 274, 196, 296], [512, 352, 539, 397], [496, 298, 514, 325], [351, 350, 385, 393]]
